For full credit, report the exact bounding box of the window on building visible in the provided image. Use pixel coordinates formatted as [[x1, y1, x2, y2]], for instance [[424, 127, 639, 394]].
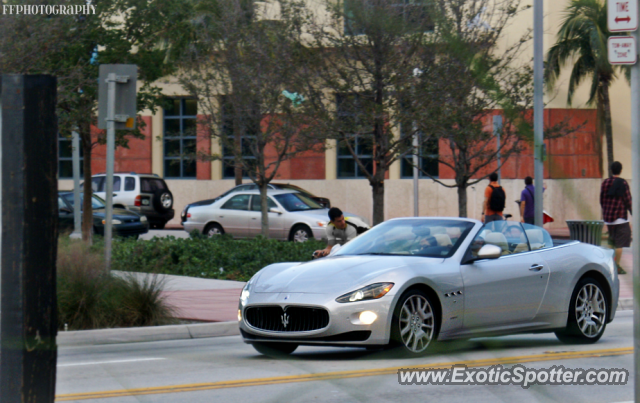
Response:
[[336, 93, 374, 178], [220, 96, 260, 179], [58, 133, 83, 179], [164, 98, 197, 178], [401, 136, 439, 178], [343, 0, 433, 36]]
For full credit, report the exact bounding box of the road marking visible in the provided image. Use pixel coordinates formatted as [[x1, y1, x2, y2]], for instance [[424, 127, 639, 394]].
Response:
[[57, 358, 165, 367], [55, 347, 633, 401]]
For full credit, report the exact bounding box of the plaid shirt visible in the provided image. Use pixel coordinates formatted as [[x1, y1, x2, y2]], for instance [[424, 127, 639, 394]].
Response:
[[600, 177, 632, 222]]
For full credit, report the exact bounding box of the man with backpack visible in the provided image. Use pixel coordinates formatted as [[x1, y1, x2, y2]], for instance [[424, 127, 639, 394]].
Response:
[[482, 173, 506, 223], [314, 207, 369, 257], [600, 161, 632, 275]]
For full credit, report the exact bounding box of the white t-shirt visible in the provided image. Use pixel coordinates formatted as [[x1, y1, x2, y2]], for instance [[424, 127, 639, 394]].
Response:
[[325, 217, 368, 246]]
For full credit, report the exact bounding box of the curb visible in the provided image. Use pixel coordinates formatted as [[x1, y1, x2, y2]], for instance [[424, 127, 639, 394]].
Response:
[[57, 321, 239, 347], [56, 299, 635, 347]]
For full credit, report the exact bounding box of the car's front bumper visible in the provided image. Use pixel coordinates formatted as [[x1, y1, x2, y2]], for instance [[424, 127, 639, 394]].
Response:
[[239, 292, 396, 347]]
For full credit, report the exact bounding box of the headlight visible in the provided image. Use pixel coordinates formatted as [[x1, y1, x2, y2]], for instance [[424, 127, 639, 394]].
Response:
[[102, 219, 122, 225], [140, 216, 147, 222], [336, 283, 394, 303], [317, 221, 328, 227], [240, 280, 252, 306]]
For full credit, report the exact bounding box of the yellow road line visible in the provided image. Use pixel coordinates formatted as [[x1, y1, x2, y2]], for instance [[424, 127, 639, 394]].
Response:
[[55, 347, 633, 401]]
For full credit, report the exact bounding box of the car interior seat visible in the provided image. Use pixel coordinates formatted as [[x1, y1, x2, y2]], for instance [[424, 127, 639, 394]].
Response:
[[484, 232, 510, 255], [433, 233, 453, 247], [526, 229, 545, 250]]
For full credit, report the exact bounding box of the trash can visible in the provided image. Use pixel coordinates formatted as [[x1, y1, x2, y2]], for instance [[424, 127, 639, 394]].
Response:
[[566, 220, 605, 246]]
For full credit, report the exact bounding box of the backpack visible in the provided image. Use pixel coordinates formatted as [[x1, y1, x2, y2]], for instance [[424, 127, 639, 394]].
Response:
[[488, 185, 506, 212]]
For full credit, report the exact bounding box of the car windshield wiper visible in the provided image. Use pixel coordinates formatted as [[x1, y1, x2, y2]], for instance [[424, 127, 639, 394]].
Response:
[[355, 252, 401, 256]]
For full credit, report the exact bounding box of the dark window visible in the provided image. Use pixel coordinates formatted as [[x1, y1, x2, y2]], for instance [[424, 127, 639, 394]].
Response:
[[113, 176, 121, 192], [401, 136, 439, 178], [220, 96, 259, 179], [125, 177, 136, 191], [343, 0, 433, 36], [141, 178, 168, 192], [336, 94, 374, 178], [92, 177, 105, 192], [250, 195, 277, 211], [164, 98, 197, 178], [58, 133, 84, 179], [221, 194, 251, 211]]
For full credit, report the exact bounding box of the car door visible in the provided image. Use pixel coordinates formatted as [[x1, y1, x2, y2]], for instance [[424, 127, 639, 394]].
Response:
[[248, 195, 284, 239], [218, 194, 251, 237], [460, 221, 550, 329]]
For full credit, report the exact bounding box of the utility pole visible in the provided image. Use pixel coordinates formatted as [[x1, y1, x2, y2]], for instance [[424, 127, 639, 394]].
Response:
[[70, 129, 82, 239], [533, 0, 544, 227], [493, 115, 503, 185]]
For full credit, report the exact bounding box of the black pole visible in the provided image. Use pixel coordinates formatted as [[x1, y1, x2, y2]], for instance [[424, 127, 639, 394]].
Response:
[[0, 75, 58, 402]]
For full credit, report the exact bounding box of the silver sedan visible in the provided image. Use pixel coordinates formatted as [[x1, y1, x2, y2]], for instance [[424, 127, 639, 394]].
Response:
[[183, 189, 366, 242], [238, 217, 619, 356]]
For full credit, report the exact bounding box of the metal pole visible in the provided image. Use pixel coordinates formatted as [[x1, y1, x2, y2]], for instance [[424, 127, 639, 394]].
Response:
[[70, 129, 82, 239], [493, 115, 503, 185], [627, 9, 640, 403], [533, 0, 544, 227], [413, 121, 419, 217], [105, 73, 116, 271]]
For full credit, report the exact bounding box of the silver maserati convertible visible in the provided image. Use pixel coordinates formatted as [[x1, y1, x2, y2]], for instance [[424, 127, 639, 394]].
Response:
[[238, 217, 619, 356]]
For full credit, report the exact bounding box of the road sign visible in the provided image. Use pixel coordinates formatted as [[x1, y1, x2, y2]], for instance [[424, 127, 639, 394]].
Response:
[[608, 0, 638, 32], [608, 36, 637, 64], [97, 64, 137, 130]]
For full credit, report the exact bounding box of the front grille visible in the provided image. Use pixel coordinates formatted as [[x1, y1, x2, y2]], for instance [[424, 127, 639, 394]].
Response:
[[245, 306, 329, 332]]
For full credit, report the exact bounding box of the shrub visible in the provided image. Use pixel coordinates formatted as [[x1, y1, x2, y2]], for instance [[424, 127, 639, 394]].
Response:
[[57, 240, 174, 330], [110, 235, 325, 281]]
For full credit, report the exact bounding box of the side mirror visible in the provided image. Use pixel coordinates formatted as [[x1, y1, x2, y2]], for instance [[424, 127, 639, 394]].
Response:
[[477, 244, 502, 260], [269, 208, 283, 214], [329, 244, 342, 256]]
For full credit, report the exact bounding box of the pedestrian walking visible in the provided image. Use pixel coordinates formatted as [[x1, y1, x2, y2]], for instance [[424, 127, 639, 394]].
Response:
[[600, 161, 632, 275], [519, 176, 545, 224], [483, 173, 505, 223]]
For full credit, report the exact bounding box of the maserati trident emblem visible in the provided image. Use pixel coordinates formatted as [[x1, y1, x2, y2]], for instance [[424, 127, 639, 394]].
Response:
[[281, 313, 290, 328]]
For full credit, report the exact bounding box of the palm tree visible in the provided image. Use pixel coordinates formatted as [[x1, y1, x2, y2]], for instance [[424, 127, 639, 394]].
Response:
[[546, 0, 626, 176]]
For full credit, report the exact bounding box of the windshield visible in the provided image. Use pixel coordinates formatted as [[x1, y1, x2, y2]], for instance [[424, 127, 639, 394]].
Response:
[[61, 193, 106, 210], [277, 184, 317, 198], [273, 193, 322, 212], [335, 219, 475, 258]]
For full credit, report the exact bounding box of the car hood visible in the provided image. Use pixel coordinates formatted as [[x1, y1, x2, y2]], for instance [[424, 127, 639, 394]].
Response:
[[253, 255, 443, 294], [93, 208, 140, 220]]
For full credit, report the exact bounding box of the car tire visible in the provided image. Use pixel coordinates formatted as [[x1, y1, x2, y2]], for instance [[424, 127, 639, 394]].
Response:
[[252, 342, 298, 357], [153, 189, 174, 213], [555, 277, 608, 344], [290, 225, 312, 243], [204, 223, 224, 238], [390, 289, 439, 356]]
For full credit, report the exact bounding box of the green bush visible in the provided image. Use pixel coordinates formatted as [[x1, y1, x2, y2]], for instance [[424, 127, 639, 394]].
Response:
[[57, 239, 174, 330], [110, 235, 325, 281]]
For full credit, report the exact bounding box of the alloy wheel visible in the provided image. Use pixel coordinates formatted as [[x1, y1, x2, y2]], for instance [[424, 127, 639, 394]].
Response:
[[399, 294, 434, 353], [161, 193, 172, 209], [293, 229, 309, 243], [575, 283, 606, 338]]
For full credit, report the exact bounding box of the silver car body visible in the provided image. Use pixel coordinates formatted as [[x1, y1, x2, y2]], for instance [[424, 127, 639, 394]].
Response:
[[239, 217, 619, 347], [183, 189, 364, 240]]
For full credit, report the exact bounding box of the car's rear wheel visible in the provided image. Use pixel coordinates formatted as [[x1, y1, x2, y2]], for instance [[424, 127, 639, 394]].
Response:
[[390, 289, 439, 356], [252, 342, 298, 357], [555, 277, 608, 344], [204, 223, 224, 238], [290, 225, 312, 243]]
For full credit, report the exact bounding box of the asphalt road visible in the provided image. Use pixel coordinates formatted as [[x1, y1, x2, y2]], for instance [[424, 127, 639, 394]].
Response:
[[56, 311, 636, 403]]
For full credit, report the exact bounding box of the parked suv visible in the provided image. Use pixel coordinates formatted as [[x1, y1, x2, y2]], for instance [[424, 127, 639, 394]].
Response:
[[91, 172, 174, 229]]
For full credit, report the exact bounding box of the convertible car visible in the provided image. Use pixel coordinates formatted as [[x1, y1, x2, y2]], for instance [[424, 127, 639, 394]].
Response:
[[238, 217, 618, 356]]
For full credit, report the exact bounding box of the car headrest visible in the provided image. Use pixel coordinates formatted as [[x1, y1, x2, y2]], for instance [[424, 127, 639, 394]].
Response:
[[431, 226, 446, 235], [485, 232, 508, 250], [433, 233, 453, 247], [526, 229, 544, 244]]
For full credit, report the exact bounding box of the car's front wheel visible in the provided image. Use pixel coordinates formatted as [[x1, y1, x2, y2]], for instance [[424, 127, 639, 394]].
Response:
[[252, 342, 298, 357], [555, 277, 608, 344], [204, 223, 224, 238], [390, 289, 439, 356], [290, 225, 312, 243]]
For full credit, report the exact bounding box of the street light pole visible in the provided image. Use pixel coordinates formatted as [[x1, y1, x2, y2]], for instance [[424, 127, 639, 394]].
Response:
[[533, 0, 544, 227], [413, 67, 423, 217]]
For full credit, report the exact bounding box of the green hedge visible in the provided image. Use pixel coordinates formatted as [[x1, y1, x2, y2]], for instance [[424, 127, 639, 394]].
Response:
[[110, 234, 325, 281]]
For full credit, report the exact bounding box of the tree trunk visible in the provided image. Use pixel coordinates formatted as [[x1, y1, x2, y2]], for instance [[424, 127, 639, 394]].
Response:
[[259, 181, 269, 237], [233, 117, 243, 185], [457, 184, 468, 218], [371, 177, 385, 225], [81, 128, 93, 243], [601, 77, 614, 176]]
